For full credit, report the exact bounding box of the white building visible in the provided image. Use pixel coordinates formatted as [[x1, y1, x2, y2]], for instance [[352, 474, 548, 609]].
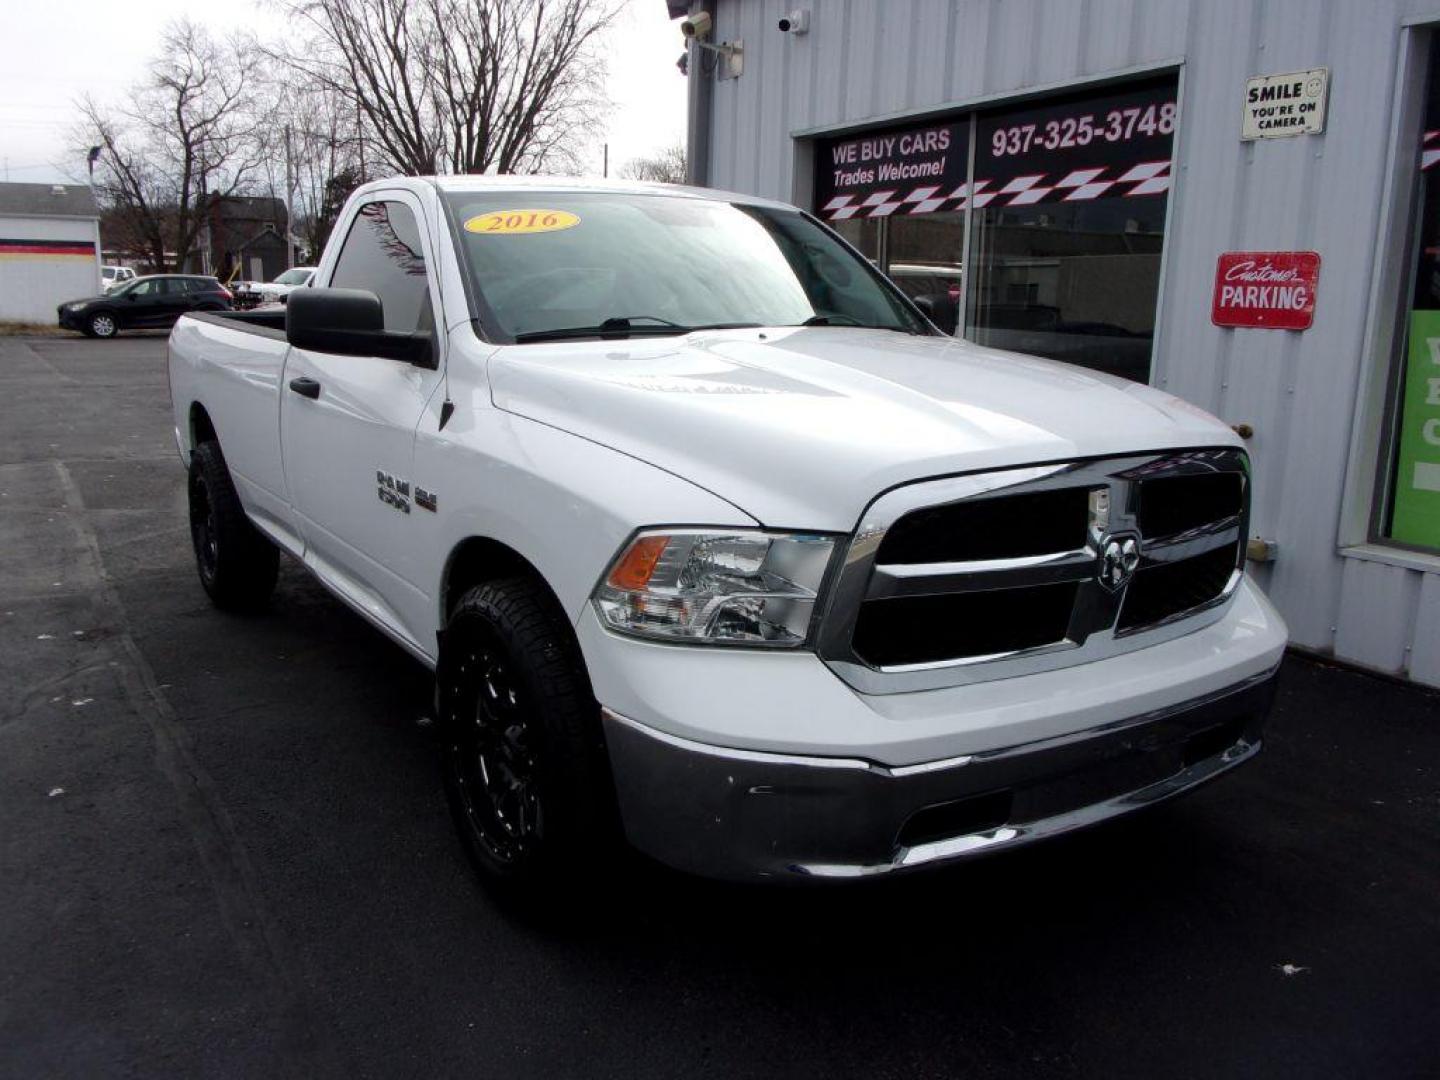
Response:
[[0, 183, 102, 323], [674, 0, 1440, 687]]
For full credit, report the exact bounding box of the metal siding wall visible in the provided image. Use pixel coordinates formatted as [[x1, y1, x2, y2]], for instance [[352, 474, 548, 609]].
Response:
[[909, 0, 956, 109], [1413, 573, 1440, 685], [1033, 0, 1085, 86], [1335, 557, 1422, 672], [1261, 1, 1400, 652], [754, 0, 791, 195], [707, 0, 1440, 685], [951, 0, 999, 102]]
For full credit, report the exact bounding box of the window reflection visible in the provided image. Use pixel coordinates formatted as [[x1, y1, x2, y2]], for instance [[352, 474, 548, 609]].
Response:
[[331, 200, 432, 334], [887, 212, 965, 334], [965, 199, 1164, 383]]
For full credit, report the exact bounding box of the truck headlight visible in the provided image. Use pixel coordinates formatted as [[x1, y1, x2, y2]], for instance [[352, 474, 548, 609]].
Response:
[[594, 529, 836, 647]]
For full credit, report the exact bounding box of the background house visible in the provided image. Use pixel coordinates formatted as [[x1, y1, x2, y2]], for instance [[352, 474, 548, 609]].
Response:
[[201, 194, 290, 284], [0, 182, 102, 322]]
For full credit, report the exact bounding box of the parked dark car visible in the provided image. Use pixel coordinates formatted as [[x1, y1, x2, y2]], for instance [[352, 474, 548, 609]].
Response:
[[58, 275, 233, 339]]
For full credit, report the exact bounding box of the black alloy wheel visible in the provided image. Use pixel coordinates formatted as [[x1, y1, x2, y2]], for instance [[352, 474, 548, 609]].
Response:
[[191, 469, 220, 586], [439, 577, 616, 895], [186, 440, 278, 611], [446, 626, 544, 867]]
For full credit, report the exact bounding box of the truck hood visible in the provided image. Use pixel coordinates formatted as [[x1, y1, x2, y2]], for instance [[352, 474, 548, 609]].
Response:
[[488, 327, 1239, 531]]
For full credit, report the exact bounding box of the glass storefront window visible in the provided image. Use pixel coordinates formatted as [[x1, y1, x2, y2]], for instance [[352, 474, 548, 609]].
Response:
[[811, 77, 1176, 383], [965, 200, 1165, 382], [813, 117, 971, 332], [1381, 39, 1440, 551], [886, 212, 965, 334], [965, 80, 1176, 383], [828, 217, 880, 264]]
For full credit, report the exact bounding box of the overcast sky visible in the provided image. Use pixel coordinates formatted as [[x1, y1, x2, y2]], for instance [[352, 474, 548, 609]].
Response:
[[0, 0, 687, 186]]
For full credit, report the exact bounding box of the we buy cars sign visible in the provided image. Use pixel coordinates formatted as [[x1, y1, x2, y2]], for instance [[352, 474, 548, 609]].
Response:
[[1212, 251, 1321, 329]]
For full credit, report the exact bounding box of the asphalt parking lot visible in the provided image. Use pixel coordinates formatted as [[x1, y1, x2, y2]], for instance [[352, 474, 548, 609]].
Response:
[[2, 332, 1438, 1079]]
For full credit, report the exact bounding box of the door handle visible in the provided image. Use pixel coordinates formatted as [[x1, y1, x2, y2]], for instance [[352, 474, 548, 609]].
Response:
[[288, 377, 321, 399]]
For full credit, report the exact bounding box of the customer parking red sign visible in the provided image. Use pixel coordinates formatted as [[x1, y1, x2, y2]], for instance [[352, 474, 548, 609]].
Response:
[[1212, 251, 1320, 329]]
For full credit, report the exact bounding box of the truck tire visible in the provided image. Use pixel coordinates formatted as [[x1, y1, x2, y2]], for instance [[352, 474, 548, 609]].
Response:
[[187, 440, 278, 611], [438, 577, 615, 897]]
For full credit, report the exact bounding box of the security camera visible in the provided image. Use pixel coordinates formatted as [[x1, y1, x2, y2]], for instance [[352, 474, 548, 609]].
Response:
[[680, 11, 712, 40], [777, 9, 808, 33]]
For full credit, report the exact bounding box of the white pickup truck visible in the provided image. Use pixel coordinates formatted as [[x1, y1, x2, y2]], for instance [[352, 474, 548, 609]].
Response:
[[168, 176, 1287, 893]]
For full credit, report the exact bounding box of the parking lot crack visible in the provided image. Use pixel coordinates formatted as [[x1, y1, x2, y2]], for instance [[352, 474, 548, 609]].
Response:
[[0, 659, 121, 729]]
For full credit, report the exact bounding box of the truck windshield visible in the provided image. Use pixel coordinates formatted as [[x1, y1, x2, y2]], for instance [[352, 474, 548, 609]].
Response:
[[443, 191, 931, 342]]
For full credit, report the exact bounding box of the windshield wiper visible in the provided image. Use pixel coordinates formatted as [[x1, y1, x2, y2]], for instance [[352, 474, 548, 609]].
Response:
[[512, 317, 763, 343], [799, 314, 922, 334], [513, 324, 684, 343]]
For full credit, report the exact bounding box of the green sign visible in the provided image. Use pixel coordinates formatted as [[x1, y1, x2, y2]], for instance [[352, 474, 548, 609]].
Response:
[[1391, 309, 1440, 546]]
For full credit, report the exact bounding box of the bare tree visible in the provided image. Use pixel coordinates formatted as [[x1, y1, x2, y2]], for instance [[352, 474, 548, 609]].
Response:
[[272, 0, 619, 176], [76, 20, 263, 272], [620, 143, 687, 185]]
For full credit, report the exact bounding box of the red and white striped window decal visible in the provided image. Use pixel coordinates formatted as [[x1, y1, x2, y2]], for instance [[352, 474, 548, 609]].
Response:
[[818, 160, 1172, 220]]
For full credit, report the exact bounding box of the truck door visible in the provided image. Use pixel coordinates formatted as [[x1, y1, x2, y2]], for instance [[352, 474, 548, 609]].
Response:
[[279, 193, 445, 651]]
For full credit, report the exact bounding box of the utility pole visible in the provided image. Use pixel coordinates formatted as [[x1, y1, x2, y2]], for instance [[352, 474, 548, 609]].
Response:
[[198, 150, 211, 275], [356, 99, 366, 183], [284, 123, 297, 269]]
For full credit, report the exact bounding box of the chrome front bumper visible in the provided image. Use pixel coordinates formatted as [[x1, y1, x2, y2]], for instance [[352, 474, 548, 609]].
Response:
[[601, 668, 1279, 881]]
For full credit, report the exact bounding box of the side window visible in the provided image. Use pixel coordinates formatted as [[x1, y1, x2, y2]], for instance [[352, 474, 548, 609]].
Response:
[[163, 278, 191, 295], [131, 279, 158, 297], [329, 200, 433, 334]]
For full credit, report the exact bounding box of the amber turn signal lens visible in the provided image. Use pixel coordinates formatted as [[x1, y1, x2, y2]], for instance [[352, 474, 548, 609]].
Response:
[[607, 534, 670, 591]]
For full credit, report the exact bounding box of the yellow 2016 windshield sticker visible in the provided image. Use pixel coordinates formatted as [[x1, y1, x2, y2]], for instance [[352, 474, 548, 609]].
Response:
[[464, 209, 580, 235]]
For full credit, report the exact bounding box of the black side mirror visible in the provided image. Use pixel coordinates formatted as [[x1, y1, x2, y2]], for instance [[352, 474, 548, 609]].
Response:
[[912, 295, 936, 318], [286, 287, 434, 368]]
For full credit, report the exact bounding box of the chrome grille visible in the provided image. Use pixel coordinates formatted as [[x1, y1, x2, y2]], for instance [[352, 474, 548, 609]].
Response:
[[817, 449, 1249, 695]]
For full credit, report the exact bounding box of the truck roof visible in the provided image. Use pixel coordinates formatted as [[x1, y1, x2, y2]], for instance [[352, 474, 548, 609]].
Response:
[[346, 174, 796, 213]]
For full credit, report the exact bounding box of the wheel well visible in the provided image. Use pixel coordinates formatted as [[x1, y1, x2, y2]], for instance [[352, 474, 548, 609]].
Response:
[[189, 403, 217, 451], [440, 537, 562, 626]]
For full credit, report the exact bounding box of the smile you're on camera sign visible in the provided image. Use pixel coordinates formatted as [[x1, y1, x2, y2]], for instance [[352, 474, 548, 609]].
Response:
[[1242, 68, 1329, 140]]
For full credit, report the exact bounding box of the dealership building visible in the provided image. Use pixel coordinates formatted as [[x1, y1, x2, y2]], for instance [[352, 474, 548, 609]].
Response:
[[672, 0, 1440, 687]]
